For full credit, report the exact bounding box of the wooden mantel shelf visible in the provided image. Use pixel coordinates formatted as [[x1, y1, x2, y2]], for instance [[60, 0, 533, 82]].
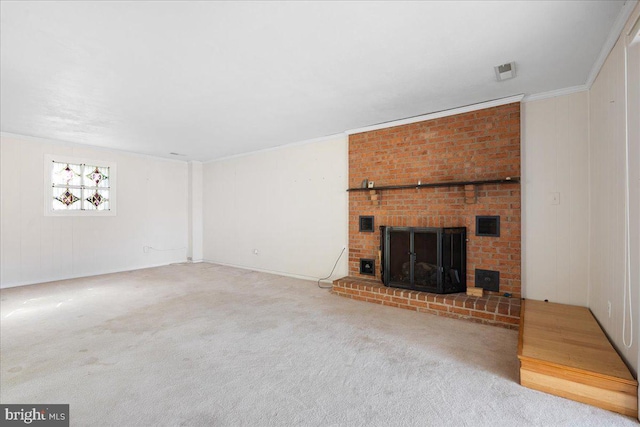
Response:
[[346, 177, 520, 192]]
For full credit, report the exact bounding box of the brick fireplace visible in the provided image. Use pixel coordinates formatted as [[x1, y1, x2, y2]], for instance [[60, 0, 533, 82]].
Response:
[[333, 102, 521, 328]]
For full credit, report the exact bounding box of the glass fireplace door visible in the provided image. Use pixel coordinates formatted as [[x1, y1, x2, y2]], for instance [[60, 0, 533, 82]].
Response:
[[413, 231, 440, 291], [381, 226, 466, 294], [388, 230, 411, 287], [441, 230, 466, 292]]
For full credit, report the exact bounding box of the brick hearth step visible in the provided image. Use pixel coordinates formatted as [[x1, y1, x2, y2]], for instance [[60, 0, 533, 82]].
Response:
[[332, 276, 520, 330]]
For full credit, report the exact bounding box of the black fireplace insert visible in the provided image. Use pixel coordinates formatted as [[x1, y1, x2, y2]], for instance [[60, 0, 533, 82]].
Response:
[[380, 226, 467, 294]]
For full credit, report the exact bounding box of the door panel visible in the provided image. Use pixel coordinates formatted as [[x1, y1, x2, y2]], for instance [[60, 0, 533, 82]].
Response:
[[388, 231, 411, 286], [413, 231, 439, 289]]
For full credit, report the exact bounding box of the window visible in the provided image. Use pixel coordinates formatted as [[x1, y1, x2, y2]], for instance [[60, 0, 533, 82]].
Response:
[[44, 155, 116, 216]]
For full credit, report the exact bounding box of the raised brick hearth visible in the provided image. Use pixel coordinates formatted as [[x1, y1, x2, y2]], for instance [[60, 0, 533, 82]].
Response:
[[333, 276, 520, 329]]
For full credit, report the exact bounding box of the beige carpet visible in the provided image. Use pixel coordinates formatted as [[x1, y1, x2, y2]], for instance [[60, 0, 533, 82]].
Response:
[[0, 263, 636, 426]]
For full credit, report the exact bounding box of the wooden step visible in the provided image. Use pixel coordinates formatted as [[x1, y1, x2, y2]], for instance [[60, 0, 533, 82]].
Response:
[[517, 299, 638, 417]]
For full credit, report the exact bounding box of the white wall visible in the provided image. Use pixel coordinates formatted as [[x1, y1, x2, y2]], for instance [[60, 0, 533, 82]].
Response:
[[188, 161, 204, 262], [521, 92, 590, 305], [521, 3, 640, 377], [0, 135, 189, 288], [628, 18, 640, 391], [203, 136, 348, 282], [588, 11, 640, 374]]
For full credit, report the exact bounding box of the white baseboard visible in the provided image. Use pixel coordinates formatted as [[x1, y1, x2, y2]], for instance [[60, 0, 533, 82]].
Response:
[[1, 260, 340, 289], [0, 261, 187, 289], [201, 259, 338, 284]]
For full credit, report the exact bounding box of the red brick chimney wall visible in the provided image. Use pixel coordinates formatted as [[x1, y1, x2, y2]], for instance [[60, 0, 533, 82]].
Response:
[[348, 102, 521, 297]]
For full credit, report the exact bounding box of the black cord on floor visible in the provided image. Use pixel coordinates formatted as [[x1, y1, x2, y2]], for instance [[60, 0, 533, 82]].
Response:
[[317, 247, 346, 289]]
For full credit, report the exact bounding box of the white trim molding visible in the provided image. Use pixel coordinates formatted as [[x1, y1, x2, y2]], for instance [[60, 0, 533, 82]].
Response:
[[345, 95, 525, 136], [586, 0, 639, 88], [1, 132, 187, 164], [523, 85, 589, 103], [205, 132, 347, 164], [202, 259, 334, 283], [0, 262, 179, 289]]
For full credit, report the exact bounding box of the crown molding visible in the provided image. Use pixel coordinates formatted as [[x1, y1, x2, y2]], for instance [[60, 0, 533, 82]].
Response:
[[205, 95, 526, 163], [522, 85, 589, 102], [205, 132, 347, 163], [0, 132, 188, 164], [585, 0, 639, 87], [345, 94, 524, 136]]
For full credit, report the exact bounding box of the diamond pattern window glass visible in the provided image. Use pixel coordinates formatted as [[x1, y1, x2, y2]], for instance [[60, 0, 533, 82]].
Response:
[[49, 160, 113, 212]]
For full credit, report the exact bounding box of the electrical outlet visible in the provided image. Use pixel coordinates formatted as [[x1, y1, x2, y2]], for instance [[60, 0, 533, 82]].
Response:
[[143, 246, 150, 253], [608, 301, 612, 318]]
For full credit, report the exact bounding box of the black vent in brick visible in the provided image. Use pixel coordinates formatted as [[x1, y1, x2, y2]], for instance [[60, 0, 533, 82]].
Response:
[[475, 269, 500, 292], [476, 216, 500, 237], [359, 216, 374, 232], [360, 259, 375, 276]]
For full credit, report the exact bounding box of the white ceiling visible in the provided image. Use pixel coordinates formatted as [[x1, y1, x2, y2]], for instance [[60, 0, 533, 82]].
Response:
[[0, 1, 629, 161]]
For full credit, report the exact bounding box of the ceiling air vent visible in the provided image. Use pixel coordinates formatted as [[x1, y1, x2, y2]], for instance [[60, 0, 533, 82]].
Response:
[[494, 62, 516, 81]]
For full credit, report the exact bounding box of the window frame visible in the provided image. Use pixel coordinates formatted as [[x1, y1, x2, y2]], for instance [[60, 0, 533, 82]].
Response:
[[44, 154, 117, 216]]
